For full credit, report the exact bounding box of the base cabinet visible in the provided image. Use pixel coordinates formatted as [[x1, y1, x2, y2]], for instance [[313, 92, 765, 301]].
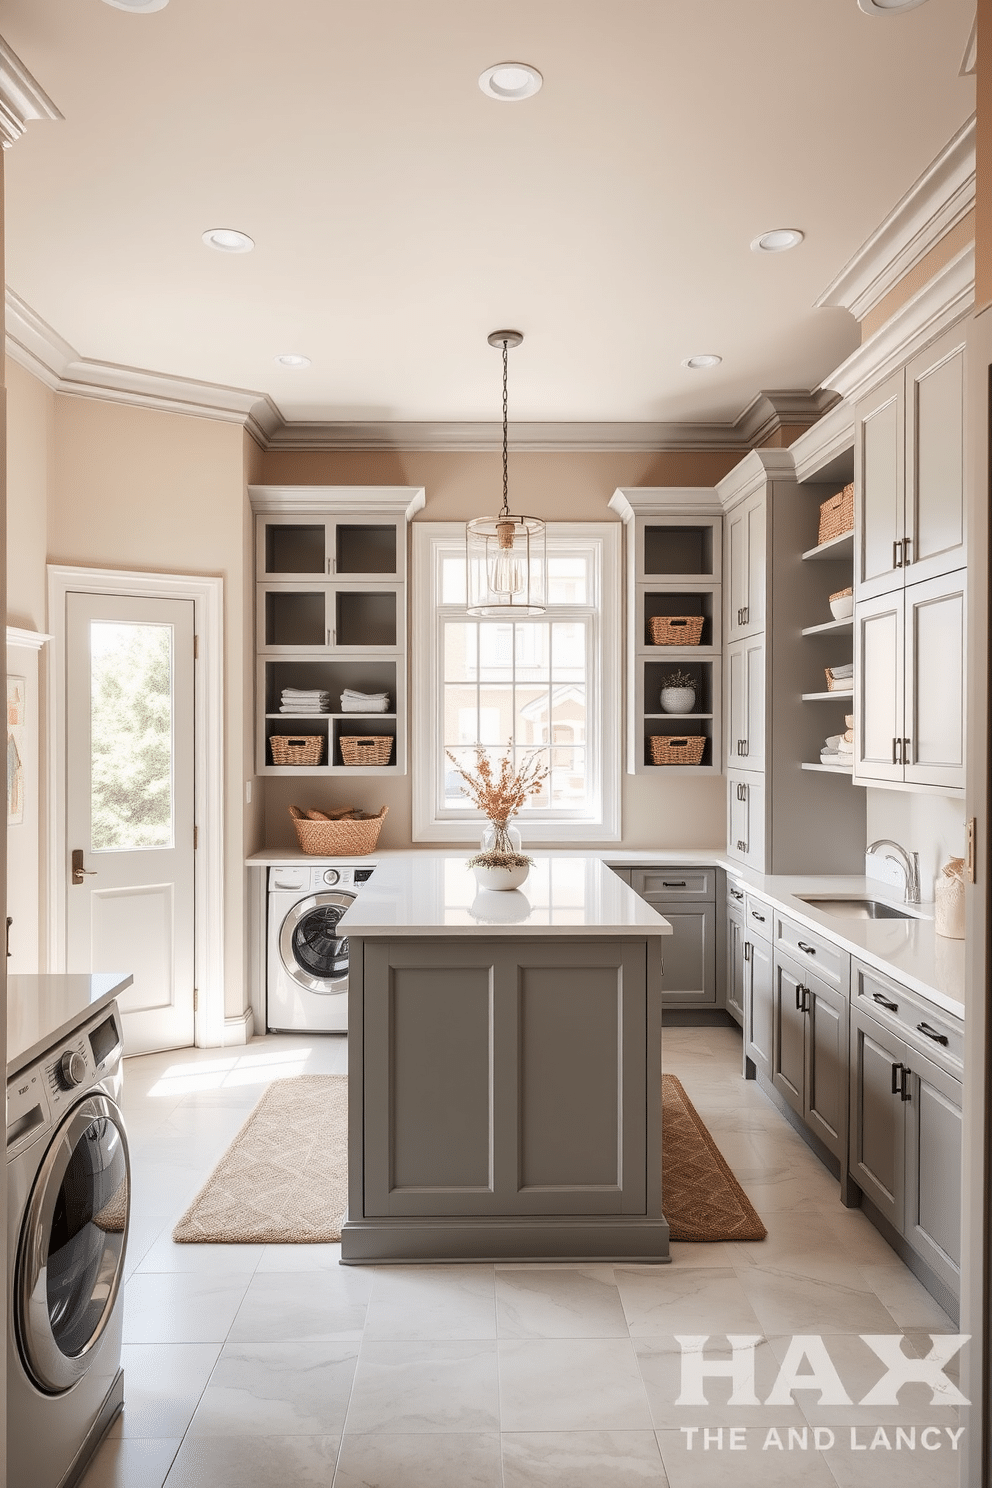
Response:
[[726, 904, 745, 1027], [772, 954, 848, 1162], [628, 868, 716, 1009], [850, 1002, 962, 1296], [743, 932, 773, 1078]]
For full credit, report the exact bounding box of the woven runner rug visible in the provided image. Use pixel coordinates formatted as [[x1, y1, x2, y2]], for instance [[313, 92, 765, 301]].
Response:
[[172, 1071, 765, 1245]]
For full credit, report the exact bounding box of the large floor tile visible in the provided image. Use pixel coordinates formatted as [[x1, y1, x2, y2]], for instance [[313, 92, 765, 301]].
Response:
[[256, 1243, 348, 1273], [498, 1338, 653, 1432], [111, 1343, 221, 1438], [635, 1335, 805, 1429], [364, 1265, 497, 1340], [857, 1263, 956, 1331], [656, 1427, 839, 1487], [502, 1431, 668, 1487], [123, 1273, 252, 1345], [333, 1432, 501, 1488], [764, 1331, 961, 1429], [615, 1266, 763, 1337], [345, 1340, 499, 1433], [163, 1434, 340, 1487], [735, 1265, 900, 1336], [188, 1341, 359, 1436], [496, 1267, 629, 1338], [137, 1232, 264, 1275], [227, 1269, 369, 1342], [822, 1429, 967, 1487], [79, 1437, 181, 1488]]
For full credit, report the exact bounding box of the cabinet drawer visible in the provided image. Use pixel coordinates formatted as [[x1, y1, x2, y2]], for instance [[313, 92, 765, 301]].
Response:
[[774, 911, 849, 991], [852, 960, 963, 1073], [631, 867, 715, 900], [726, 876, 746, 911], [744, 895, 772, 940]]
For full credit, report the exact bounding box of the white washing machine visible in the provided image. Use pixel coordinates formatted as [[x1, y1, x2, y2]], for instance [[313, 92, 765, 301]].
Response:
[[7, 1000, 129, 1488], [267, 862, 377, 1032]]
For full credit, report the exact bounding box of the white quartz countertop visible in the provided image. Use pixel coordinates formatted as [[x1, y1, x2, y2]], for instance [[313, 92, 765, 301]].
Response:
[[7, 972, 133, 1078], [336, 855, 674, 937]]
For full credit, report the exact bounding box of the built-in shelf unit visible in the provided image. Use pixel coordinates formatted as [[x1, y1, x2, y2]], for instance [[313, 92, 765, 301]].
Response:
[[250, 486, 425, 776]]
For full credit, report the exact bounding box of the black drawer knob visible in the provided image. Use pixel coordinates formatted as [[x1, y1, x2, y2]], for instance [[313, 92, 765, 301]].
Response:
[[917, 1022, 949, 1046]]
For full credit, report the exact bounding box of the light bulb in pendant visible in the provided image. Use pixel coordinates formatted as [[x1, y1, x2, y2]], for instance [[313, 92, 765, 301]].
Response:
[[490, 554, 526, 595]]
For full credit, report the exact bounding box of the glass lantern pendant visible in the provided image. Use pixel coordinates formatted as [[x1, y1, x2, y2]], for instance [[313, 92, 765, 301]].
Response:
[[466, 331, 546, 617]]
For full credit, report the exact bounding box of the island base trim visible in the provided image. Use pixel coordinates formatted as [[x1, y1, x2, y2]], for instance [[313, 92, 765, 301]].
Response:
[[339, 1214, 671, 1264]]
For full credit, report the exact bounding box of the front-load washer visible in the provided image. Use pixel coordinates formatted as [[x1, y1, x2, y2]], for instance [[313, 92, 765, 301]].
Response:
[[267, 862, 377, 1032], [7, 999, 129, 1488]]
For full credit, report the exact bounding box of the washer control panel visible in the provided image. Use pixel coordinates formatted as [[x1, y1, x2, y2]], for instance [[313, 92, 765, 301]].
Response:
[[46, 1032, 91, 1104]]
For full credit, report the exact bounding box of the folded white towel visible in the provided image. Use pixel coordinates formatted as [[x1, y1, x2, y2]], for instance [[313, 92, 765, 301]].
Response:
[[824, 734, 843, 750], [279, 705, 329, 714], [826, 663, 854, 679], [837, 739, 854, 754], [340, 699, 389, 713], [341, 690, 389, 702], [282, 688, 331, 698]]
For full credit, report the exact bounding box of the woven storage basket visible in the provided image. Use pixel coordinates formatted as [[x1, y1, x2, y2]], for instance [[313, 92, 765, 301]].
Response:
[[289, 804, 388, 855], [340, 735, 394, 766], [270, 734, 325, 767], [649, 735, 707, 766], [829, 586, 853, 602], [648, 615, 705, 646], [818, 483, 855, 545]]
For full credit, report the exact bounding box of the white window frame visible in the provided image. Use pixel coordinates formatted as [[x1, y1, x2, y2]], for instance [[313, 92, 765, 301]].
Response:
[[412, 522, 621, 843]]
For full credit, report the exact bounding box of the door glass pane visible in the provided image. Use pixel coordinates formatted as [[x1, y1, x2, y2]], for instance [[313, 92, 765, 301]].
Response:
[[47, 1116, 127, 1358], [91, 621, 174, 851]]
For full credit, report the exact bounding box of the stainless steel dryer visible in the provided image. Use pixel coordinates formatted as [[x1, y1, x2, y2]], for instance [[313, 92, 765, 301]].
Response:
[[267, 862, 376, 1032], [7, 998, 129, 1488]]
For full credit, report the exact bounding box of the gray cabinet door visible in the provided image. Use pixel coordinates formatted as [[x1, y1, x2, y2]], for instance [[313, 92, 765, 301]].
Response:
[[641, 898, 715, 1006], [361, 938, 648, 1219], [771, 957, 806, 1121], [727, 772, 765, 871], [744, 934, 773, 1078], [725, 492, 766, 642], [849, 1003, 906, 1231], [726, 905, 745, 1027], [805, 975, 848, 1161], [905, 327, 966, 587], [904, 570, 966, 792], [906, 1050, 962, 1294], [726, 636, 765, 772], [855, 370, 905, 601], [854, 589, 905, 783]]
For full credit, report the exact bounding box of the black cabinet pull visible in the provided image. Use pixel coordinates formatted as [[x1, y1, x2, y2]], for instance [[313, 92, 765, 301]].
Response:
[[743, 941, 752, 963], [662, 881, 687, 888], [900, 1066, 912, 1101], [802, 986, 811, 1013], [917, 1022, 949, 1046], [751, 910, 766, 923], [730, 888, 743, 900], [873, 991, 899, 1012], [797, 941, 816, 956], [891, 1061, 904, 1095], [795, 984, 803, 1011]]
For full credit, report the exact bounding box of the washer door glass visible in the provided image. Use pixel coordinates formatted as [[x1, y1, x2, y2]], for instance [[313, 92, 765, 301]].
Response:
[[18, 1094, 130, 1393], [279, 890, 355, 994]]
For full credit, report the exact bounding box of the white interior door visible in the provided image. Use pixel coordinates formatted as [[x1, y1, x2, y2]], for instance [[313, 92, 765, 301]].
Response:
[[65, 593, 195, 1054]]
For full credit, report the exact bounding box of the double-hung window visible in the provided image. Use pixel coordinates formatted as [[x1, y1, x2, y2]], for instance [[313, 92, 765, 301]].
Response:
[[412, 523, 621, 841]]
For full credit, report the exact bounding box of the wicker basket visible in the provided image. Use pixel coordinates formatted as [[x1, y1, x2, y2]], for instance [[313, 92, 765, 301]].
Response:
[[818, 483, 855, 545], [289, 804, 388, 855], [829, 586, 853, 603], [270, 734, 325, 767], [340, 735, 394, 766], [649, 735, 707, 766], [648, 615, 705, 646]]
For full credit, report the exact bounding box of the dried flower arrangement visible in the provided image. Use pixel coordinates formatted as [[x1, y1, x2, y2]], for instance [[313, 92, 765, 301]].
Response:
[[661, 668, 696, 689], [446, 741, 548, 863]]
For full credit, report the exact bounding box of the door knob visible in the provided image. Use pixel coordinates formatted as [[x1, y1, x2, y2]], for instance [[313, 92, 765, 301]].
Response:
[[71, 849, 97, 886]]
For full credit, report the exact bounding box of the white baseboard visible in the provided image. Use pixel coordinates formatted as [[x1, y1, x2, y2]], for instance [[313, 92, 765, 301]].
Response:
[[221, 1009, 254, 1046]]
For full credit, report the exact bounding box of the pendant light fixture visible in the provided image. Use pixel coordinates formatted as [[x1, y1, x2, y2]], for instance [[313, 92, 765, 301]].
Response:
[[466, 331, 546, 616]]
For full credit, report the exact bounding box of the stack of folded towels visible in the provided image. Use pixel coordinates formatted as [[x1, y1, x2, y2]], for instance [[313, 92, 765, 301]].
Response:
[[340, 689, 390, 713], [824, 662, 854, 693], [821, 714, 854, 770], [279, 687, 331, 714]]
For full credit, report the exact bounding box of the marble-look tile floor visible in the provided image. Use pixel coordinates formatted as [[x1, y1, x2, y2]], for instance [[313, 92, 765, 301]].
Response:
[[79, 1027, 964, 1488]]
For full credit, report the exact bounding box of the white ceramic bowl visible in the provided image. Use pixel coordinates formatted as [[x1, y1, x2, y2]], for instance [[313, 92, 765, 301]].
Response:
[[473, 863, 529, 892], [829, 594, 854, 621]]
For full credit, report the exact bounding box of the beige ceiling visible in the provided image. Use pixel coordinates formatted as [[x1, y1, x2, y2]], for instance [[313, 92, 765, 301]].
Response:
[[0, 0, 977, 430]]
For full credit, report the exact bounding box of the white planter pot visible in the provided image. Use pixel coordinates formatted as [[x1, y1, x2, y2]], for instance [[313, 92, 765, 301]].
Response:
[[829, 594, 854, 621], [473, 863, 529, 892], [660, 686, 696, 715]]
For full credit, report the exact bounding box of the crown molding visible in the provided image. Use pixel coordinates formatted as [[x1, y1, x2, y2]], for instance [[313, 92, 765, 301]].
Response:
[[715, 447, 796, 510], [608, 487, 721, 523], [732, 388, 839, 446], [6, 626, 53, 650], [960, 15, 977, 76], [816, 115, 975, 324], [0, 37, 62, 149], [788, 398, 855, 485], [247, 485, 426, 519], [822, 243, 974, 404]]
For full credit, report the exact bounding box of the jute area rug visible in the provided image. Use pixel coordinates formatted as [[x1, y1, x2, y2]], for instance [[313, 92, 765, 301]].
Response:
[[172, 1071, 765, 1245]]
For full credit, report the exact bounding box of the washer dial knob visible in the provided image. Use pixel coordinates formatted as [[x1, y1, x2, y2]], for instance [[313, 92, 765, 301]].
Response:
[[323, 869, 340, 887], [60, 1050, 87, 1088]]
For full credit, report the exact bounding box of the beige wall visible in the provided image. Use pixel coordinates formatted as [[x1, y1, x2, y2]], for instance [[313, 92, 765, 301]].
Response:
[[6, 359, 53, 632], [978, 0, 992, 310]]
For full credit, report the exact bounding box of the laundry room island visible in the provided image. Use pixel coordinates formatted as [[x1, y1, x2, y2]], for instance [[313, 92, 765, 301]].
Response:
[[336, 854, 673, 1264]]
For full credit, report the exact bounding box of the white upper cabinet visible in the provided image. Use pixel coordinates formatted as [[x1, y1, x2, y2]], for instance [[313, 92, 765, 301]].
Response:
[[854, 590, 904, 783], [725, 490, 766, 643], [726, 635, 765, 773], [855, 323, 966, 602]]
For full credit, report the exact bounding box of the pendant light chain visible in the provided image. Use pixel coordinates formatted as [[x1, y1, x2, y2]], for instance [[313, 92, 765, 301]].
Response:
[[501, 335, 510, 518]]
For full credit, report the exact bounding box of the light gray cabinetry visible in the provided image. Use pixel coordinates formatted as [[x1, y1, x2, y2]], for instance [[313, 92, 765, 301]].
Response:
[[726, 902, 745, 1028], [726, 636, 765, 772], [743, 930, 773, 1079], [725, 490, 766, 642], [727, 772, 764, 871], [628, 866, 716, 1008], [855, 323, 967, 601], [771, 952, 848, 1162]]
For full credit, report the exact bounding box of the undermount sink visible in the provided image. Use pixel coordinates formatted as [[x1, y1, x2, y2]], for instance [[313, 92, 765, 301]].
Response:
[[799, 897, 917, 921]]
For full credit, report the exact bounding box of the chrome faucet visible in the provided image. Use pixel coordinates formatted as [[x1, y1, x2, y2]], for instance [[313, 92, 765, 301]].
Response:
[[866, 839, 921, 905]]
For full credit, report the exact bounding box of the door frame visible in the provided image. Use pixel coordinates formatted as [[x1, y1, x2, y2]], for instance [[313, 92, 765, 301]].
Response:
[[47, 565, 225, 1047]]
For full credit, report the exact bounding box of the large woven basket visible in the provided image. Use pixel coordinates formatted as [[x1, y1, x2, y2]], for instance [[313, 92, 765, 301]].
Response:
[[289, 805, 388, 855], [649, 735, 707, 766], [270, 734, 325, 766], [818, 483, 855, 545], [648, 615, 705, 646], [340, 735, 394, 766]]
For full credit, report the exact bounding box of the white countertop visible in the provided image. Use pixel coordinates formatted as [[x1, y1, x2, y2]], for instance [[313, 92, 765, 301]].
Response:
[[336, 855, 674, 937], [7, 972, 134, 1079]]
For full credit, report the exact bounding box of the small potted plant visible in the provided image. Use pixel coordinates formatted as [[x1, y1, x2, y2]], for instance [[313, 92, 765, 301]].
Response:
[[659, 668, 696, 715], [445, 742, 548, 890]]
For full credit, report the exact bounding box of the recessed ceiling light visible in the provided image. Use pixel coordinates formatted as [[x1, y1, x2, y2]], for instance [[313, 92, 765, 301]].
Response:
[[682, 355, 722, 370], [101, 0, 170, 10], [478, 62, 543, 102], [201, 228, 254, 254], [751, 228, 805, 253], [857, 0, 929, 12], [274, 354, 311, 369]]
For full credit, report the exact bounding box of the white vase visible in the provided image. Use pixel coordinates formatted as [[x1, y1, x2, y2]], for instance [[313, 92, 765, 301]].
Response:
[[660, 686, 696, 715], [473, 863, 529, 892]]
